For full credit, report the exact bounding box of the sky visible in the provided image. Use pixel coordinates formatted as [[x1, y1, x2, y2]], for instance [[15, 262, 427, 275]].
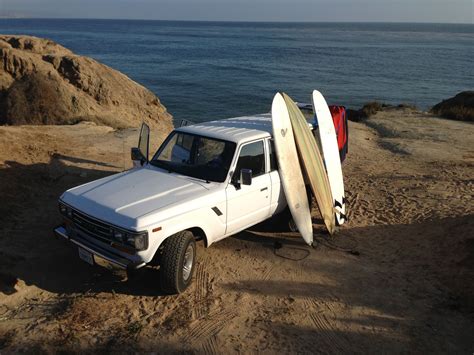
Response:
[[0, 0, 472, 23]]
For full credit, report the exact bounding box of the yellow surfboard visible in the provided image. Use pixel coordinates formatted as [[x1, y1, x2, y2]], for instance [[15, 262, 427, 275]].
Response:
[[282, 93, 336, 235]]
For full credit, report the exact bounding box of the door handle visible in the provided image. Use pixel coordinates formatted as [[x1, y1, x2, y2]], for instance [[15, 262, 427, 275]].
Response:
[[260, 187, 268, 192]]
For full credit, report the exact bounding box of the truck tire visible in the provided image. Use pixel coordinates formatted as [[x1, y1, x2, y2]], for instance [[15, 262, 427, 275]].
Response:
[[159, 230, 196, 294]]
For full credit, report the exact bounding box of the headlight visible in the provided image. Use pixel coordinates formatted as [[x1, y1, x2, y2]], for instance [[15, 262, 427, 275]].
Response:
[[131, 233, 148, 251], [59, 202, 67, 214], [126, 232, 148, 251], [113, 230, 125, 243], [111, 228, 148, 251], [58, 202, 72, 218]]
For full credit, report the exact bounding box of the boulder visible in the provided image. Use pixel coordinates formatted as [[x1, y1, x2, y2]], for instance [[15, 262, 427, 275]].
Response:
[[431, 91, 474, 122], [0, 35, 173, 130]]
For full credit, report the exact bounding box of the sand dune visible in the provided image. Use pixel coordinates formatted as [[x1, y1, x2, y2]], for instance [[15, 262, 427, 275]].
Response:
[[0, 108, 473, 352]]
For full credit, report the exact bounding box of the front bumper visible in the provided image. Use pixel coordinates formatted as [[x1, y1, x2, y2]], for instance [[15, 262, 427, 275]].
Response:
[[54, 226, 146, 270]]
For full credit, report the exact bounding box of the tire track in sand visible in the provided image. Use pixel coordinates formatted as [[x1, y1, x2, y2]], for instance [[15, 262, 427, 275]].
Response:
[[194, 263, 211, 319], [183, 308, 236, 345], [260, 265, 274, 281], [308, 312, 351, 353], [201, 335, 219, 354]]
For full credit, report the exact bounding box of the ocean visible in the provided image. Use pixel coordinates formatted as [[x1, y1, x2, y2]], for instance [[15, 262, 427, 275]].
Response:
[[1, 19, 473, 123]]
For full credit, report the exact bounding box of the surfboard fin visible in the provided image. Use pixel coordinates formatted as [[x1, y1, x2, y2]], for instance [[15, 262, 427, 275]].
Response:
[[335, 197, 348, 208], [334, 199, 348, 222], [334, 199, 343, 208]]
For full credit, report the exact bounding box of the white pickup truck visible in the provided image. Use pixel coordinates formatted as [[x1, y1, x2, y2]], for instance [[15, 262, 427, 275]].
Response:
[[55, 114, 292, 293]]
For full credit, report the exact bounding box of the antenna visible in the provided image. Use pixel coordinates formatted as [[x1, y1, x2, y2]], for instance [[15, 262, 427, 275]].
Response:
[[122, 132, 125, 171]]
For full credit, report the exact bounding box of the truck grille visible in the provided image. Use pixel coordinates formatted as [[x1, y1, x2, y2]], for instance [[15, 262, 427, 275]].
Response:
[[71, 209, 114, 244]]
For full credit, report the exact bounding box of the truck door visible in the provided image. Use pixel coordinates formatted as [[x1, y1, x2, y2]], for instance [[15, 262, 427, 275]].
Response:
[[267, 139, 286, 215], [225, 140, 271, 235]]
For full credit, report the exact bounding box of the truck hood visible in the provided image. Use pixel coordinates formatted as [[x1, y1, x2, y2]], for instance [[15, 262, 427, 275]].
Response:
[[61, 166, 209, 229]]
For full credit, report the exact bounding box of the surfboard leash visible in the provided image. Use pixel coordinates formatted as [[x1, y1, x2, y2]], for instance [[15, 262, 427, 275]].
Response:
[[312, 234, 360, 256], [273, 241, 311, 261]]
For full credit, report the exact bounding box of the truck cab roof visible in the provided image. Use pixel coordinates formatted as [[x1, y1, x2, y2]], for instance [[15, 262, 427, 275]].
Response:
[[176, 113, 273, 144], [176, 110, 314, 144]]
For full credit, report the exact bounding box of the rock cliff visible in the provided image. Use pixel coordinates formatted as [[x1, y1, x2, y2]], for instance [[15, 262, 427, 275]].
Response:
[[0, 35, 173, 130]]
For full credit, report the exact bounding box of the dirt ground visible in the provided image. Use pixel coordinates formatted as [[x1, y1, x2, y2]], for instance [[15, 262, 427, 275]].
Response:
[[0, 110, 473, 353]]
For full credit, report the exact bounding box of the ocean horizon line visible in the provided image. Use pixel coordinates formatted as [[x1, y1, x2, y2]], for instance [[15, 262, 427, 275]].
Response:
[[1, 17, 473, 26]]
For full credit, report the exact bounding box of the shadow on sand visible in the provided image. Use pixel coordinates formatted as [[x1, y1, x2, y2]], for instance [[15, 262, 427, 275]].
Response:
[[0, 154, 473, 352], [0, 156, 473, 349], [0, 154, 320, 297]]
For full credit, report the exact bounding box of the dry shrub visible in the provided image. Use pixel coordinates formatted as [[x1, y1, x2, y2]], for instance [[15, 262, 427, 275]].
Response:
[[0, 73, 71, 125], [348, 101, 389, 122], [360, 101, 385, 118], [398, 103, 418, 110]]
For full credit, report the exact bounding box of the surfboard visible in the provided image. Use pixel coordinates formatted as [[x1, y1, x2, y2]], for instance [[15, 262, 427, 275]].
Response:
[[312, 90, 347, 225], [282, 93, 336, 235], [271, 93, 313, 245]]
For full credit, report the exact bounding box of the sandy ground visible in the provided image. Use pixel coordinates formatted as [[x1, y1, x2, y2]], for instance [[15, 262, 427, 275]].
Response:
[[0, 109, 473, 353]]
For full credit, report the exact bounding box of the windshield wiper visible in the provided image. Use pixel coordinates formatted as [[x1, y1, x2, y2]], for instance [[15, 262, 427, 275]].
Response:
[[151, 160, 210, 183], [188, 176, 211, 184]]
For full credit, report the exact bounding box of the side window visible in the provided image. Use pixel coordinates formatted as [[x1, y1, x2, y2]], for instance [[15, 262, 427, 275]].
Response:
[[176, 133, 193, 152], [160, 133, 192, 163], [269, 140, 278, 171], [234, 141, 265, 178]]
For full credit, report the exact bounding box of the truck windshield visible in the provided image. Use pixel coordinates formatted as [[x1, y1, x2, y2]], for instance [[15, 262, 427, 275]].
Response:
[[150, 132, 236, 183]]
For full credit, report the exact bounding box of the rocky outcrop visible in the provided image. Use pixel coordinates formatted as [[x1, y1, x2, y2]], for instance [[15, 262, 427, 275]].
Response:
[[431, 91, 474, 122], [0, 35, 173, 130], [347, 102, 418, 122]]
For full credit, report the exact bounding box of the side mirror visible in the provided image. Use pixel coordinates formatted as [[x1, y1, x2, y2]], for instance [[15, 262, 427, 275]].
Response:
[[131, 147, 146, 167], [136, 123, 150, 164], [240, 169, 252, 186]]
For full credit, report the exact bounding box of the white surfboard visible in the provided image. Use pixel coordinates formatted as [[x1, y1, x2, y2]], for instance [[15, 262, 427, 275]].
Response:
[[312, 90, 347, 225], [271, 93, 313, 245]]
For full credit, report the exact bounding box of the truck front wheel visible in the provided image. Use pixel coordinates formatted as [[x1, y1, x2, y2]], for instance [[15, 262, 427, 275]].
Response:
[[159, 230, 196, 294]]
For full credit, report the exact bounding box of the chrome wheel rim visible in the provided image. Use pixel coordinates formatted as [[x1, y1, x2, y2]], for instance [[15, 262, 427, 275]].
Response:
[[182, 243, 194, 281]]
